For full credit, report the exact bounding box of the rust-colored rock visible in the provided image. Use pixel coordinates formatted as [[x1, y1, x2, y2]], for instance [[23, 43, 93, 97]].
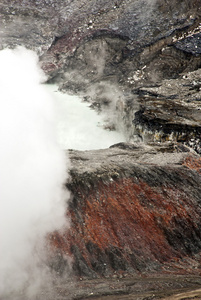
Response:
[[50, 143, 201, 278], [183, 156, 201, 173]]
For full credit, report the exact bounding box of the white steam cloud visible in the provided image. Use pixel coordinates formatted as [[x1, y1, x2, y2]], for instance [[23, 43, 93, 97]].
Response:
[[0, 47, 69, 298]]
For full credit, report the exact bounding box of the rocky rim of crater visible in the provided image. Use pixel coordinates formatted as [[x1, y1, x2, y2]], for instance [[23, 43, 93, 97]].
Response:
[[2, 1, 201, 299]]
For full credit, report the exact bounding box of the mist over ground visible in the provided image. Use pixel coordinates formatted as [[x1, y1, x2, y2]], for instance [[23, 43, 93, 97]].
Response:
[[0, 46, 126, 299], [0, 47, 69, 299], [47, 84, 126, 150]]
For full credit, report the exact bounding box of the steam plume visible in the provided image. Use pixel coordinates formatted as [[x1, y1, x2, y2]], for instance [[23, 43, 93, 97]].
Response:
[[0, 47, 69, 298]]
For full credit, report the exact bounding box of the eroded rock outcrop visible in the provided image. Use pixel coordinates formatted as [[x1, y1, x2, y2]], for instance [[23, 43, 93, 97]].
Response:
[[133, 68, 201, 152], [49, 143, 201, 280]]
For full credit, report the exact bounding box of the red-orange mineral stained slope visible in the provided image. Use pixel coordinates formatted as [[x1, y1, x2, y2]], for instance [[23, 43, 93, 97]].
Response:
[[50, 156, 201, 276]]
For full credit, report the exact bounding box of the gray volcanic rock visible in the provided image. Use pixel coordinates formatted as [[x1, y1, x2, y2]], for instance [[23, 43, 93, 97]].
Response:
[[132, 68, 201, 152], [37, 0, 201, 87], [2, 0, 200, 82], [2, 1, 201, 298], [175, 32, 201, 55], [0, 1, 57, 53], [1, 0, 201, 103]]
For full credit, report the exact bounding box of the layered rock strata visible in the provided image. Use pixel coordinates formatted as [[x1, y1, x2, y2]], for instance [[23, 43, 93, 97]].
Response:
[[50, 143, 201, 280], [133, 68, 201, 152]]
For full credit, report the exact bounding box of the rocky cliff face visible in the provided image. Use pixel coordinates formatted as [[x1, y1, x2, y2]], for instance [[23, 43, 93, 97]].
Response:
[[46, 142, 201, 299], [51, 143, 201, 278], [1, 0, 201, 298]]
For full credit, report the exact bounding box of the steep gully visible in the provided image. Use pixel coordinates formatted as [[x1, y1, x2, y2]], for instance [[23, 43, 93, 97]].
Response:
[[2, 0, 201, 298]]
